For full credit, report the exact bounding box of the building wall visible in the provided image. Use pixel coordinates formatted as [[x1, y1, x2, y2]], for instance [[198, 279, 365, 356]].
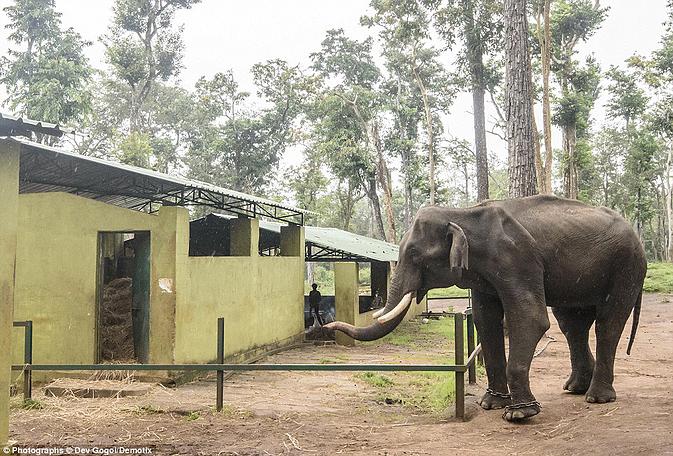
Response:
[[0, 141, 20, 445], [12, 191, 305, 372], [174, 256, 304, 363], [12, 192, 182, 368]]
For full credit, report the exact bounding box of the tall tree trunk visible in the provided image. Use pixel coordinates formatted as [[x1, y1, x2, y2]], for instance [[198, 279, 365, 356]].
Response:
[[472, 84, 490, 201], [666, 147, 673, 261], [505, 0, 538, 198], [412, 58, 436, 205], [403, 152, 414, 229], [533, 113, 545, 192], [364, 173, 387, 240], [542, 0, 553, 193], [562, 124, 578, 199], [536, 0, 553, 194], [371, 122, 398, 243], [464, 0, 490, 202]]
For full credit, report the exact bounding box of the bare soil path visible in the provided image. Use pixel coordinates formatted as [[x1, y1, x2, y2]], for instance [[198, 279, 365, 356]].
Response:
[[9, 294, 673, 455]]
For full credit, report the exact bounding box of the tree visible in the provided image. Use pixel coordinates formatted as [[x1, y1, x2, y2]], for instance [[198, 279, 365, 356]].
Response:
[[0, 0, 92, 136], [532, 0, 553, 193], [548, 0, 608, 198], [185, 63, 313, 194], [431, 0, 503, 201], [504, 0, 537, 197], [103, 0, 201, 132], [311, 29, 392, 240], [552, 57, 601, 199], [363, 0, 454, 206]]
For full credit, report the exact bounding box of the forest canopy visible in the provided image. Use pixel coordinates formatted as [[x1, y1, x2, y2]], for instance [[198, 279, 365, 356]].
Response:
[[2, 0, 672, 262]]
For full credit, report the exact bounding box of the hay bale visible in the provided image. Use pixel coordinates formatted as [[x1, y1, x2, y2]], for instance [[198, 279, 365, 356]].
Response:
[[100, 278, 135, 361]]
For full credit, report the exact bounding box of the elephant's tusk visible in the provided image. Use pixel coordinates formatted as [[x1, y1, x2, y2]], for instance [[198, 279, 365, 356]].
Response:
[[377, 292, 414, 324], [372, 307, 386, 319]]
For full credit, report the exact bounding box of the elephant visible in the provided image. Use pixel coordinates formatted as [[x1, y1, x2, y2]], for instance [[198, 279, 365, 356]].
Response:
[[326, 195, 646, 421]]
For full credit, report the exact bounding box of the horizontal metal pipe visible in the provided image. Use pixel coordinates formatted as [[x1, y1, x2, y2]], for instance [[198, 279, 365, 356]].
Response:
[[12, 363, 470, 373]]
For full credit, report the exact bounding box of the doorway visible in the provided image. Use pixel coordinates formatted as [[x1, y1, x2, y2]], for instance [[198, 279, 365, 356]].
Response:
[[96, 231, 151, 363]]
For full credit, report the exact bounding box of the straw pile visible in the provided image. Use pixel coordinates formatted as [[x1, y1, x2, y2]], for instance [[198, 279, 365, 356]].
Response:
[[100, 278, 135, 362]]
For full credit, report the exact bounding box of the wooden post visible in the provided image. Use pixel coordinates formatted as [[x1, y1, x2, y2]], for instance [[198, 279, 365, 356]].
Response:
[[454, 313, 465, 420], [216, 318, 224, 412]]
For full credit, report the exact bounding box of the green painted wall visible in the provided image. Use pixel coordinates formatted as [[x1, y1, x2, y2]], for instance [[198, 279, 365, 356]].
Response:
[[335, 262, 358, 346], [0, 140, 20, 446], [12, 192, 185, 369], [331, 260, 424, 343], [174, 256, 305, 363]]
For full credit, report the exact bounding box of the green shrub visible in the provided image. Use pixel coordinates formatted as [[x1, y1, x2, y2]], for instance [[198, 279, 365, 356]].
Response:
[[644, 263, 673, 293]]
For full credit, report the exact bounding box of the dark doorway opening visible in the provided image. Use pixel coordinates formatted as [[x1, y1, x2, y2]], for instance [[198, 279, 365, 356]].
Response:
[[96, 231, 151, 363]]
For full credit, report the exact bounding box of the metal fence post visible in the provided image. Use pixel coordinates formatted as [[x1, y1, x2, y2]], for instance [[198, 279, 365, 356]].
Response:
[[24, 321, 32, 400], [454, 313, 465, 420], [216, 317, 224, 412], [465, 311, 476, 385]]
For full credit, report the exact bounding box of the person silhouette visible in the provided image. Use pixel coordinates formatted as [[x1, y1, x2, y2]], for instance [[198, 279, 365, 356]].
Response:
[[308, 283, 324, 326]]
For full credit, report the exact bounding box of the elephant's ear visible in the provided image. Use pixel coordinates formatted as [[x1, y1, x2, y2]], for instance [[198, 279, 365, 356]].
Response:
[[447, 222, 469, 270]]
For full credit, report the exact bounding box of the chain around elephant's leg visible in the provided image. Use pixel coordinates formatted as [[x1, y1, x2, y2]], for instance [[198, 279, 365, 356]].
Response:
[[471, 291, 511, 410], [501, 289, 550, 421]]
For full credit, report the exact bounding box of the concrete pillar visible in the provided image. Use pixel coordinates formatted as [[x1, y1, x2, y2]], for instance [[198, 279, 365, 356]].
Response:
[[0, 140, 20, 446], [335, 262, 358, 346], [229, 217, 259, 256], [280, 225, 305, 257], [150, 205, 190, 364], [371, 261, 389, 302]]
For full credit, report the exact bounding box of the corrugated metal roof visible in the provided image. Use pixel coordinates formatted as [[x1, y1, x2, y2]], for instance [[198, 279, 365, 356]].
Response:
[[211, 213, 399, 262], [3, 136, 309, 224], [0, 112, 68, 137]]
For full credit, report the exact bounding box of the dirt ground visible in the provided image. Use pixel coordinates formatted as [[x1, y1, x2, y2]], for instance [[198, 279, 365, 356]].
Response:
[[9, 294, 673, 455]]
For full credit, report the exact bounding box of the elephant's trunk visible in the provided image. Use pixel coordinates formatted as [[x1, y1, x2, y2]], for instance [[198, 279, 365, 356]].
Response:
[[325, 272, 414, 341]]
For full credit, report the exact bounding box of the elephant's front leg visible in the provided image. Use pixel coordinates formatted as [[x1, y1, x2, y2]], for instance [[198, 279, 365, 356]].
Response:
[[472, 290, 511, 410], [501, 288, 550, 421]]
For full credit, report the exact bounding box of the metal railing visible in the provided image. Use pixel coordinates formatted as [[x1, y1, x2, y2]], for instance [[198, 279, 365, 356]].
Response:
[[12, 312, 482, 420], [12, 321, 32, 400]]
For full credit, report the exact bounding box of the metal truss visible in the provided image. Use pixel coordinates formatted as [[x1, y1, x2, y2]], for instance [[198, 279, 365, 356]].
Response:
[[18, 146, 305, 225]]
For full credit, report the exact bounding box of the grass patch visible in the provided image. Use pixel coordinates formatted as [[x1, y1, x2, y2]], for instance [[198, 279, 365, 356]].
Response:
[[369, 372, 456, 414], [644, 262, 673, 293], [355, 372, 394, 388], [375, 315, 457, 350], [19, 399, 43, 410], [186, 411, 201, 421], [215, 404, 254, 419], [318, 354, 350, 364], [427, 286, 469, 299], [132, 404, 165, 415]]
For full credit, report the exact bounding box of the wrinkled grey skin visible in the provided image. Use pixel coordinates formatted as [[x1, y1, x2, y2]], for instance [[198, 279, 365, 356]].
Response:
[[326, 195, 646, 421]]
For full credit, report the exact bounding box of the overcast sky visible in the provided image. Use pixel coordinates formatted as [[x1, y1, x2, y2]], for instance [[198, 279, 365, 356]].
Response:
[[0, 0, 669, 169]]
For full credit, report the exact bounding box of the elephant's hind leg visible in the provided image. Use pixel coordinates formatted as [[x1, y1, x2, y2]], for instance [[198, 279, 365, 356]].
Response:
[[586, 283, 640, 404], [472, 290, 511, 410], [552, 306, 596, 394]]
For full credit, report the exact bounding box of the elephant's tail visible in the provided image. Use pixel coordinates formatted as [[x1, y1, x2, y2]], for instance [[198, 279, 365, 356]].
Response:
[[626, 290, 642, 355]]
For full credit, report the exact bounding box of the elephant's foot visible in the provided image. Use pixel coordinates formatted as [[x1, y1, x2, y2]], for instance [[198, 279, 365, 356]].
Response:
[[502, 400, 541, 421], [563, 370, 593, 394], [585, 382, 616, 404], [477, 388, 511, 410]]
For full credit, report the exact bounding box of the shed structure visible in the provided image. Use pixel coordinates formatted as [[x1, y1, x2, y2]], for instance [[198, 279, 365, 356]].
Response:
[[0, 132, 310, 446]]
